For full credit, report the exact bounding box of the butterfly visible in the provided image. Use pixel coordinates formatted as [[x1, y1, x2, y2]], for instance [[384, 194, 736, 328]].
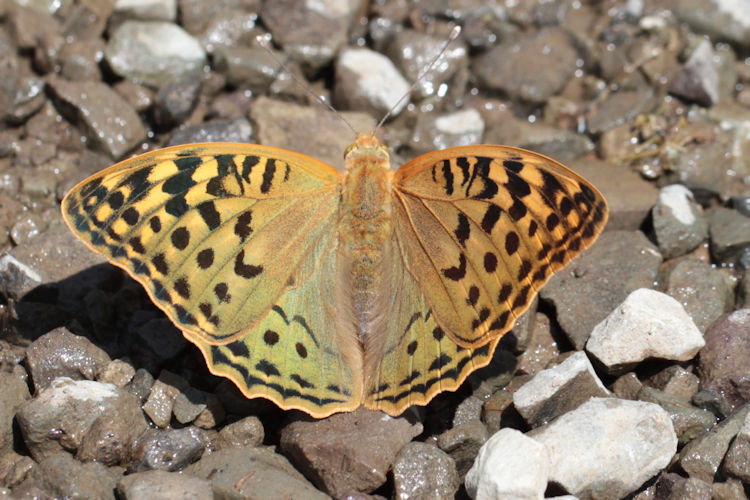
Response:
[[61, 131, 608, 417]]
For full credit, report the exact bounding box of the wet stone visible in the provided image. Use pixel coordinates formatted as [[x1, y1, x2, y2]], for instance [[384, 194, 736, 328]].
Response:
[[669, 39, 720, 107], [117, 469, 213, 500], [465, 428, 548, 500], [513, 351, 610, 428], [0, 372, 30, 454], [586, 288, 705, 374], [392, 442, 459, 500], [152, 76, 202, 129], [708, 207, 750, 266], [166, 117, 252, 147], [645, 365, 701, 401], [213, 45, 282, 92], [0, 451, 35, 490], [25, 327, 111, 392], [58, 39, 104, 82], [515, 313, 559, 376], [679, 403, 750, 483], [612, 372, 643, 400], [198, 10, 258, 54], [660, 257, 733, 333], [699, 310, 750, 412], [178, 0, 260, 35], [481, 390, 514, 434], [214, 415, 264, 450], [16, 378, 148, 461], [656, 474, 713, 499], [540, 231, 662, 349], [130, 427, 206, 472], [142, 370, 190, 428], [474, 27, 578, 103], [652, 184, 709, 259], [76, 413, 133, 466], [112, 80, 154, 113], [97, 359, 136, 388], [453, 395, 484, 427], [173, 386, 211, 425], [104, 21, 207, 89], [334, 47, 410, 120], [637, 386, 716, 445], [280, 408, 422, 497], [185, 444, 329, 500], [46, 77, 147, 158], [711, 479, 748, 500], [126, 368, 154, 403], [530, 398, 677, 499], [110, 0, 177, 24], [692, 388, 735, 421], [673, 0, 750, 50], [436, 420, 489, 478]]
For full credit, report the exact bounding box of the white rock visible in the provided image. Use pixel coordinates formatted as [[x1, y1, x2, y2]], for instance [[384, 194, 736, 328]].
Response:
[[105, 21, 206, 88], [658, 184, 697, 225], [513, 351, 610, 427], [531, 397, 677, 499], [465, 428, 548, 500], [433, 108, 485, 148], [335, 48, 410, 119], [586, 288, 705, 372], [114, 0, 177, 21]]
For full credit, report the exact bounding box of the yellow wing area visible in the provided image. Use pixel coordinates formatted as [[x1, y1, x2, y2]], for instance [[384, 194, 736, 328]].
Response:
[[392, 145, 608, 349], [62, 143, 361, 415]]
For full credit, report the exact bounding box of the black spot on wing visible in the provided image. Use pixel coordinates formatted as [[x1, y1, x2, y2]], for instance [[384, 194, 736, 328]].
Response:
[[454, 213, 470, 247]]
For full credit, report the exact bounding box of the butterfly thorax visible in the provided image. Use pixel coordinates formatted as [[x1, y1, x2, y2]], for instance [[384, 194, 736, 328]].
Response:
[[339, 133, 395, 346]]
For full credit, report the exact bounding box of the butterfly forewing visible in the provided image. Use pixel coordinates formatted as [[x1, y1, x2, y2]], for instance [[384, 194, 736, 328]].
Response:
[[392, 145, 608, 349]]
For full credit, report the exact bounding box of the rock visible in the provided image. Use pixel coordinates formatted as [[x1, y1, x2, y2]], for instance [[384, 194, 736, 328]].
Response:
[[199, 11, 257, 54], [59, 39, 104, 82], [723, 411, 750, 482], [185, 444, 329, 500], [334, 47, 410, 120], [637, 386, 716, 445], [655, 473, 713, 499], [111, 0, 177, 23], [46, 77, 147, 158], [530, 398, 677, 499], [104, 21, 206, 88], [652, 184, 709, 258], [142, 370, 189, 428], [540, 231, 662, 349], [660, 258, 733, 333], [76, 412, 134, 466], [669, 40, 720, 106], [0, 451, 35, 490], [513, 351, 610, 427], [117, 469, 213, 500], [410, 108, 485, 154], [586, 288, 705, 374], [698, 310, 750, 412], [612, 372, 643, 400], [131, 427, 206, 472], [30, 453, 120, 500], [152, 76, 202, 129], [437, 420, 489, 478], [465, 428, 548, 500], [587, 87, 656, 135], [249, 96, 374, 171], [213, 45, 283, 92], [0, 372, 30, 453], [260, 0, 358, 71], [474, 28, 578, 103], [392, 442, 459, 500], [280, 408, 422, 497], [645, 365, 700, 401], [673, 0, 750, 50], [679, 403, 750, 483], [126, 368, 155, 403], [572, 158, 659, 231], [214, 415, 264, 450], [711, 479, 748, 500], [166, 117, 253, 146], [708, 207, 750, 266], [25, 327, 111, 392], [97, 359, 136, 388], [16, 378, 148, 461], [387, 28, 468, 101], [515, 313, 560, 376], [484, 115, 594, 162]]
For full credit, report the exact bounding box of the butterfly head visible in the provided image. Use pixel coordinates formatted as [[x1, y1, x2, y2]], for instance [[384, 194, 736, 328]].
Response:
[[344, 132, 390, 162]]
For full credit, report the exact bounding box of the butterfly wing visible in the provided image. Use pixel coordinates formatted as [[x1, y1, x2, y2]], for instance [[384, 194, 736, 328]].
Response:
[[62, 143, 362, 416], [391, 145, 608, 349]]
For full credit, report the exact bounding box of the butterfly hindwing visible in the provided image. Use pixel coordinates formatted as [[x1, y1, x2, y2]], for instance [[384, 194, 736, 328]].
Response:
[[391, 145, 608, 349]]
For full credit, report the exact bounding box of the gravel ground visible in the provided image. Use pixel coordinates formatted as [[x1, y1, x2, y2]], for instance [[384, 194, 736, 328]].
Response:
[[1, 0, 750, 499]]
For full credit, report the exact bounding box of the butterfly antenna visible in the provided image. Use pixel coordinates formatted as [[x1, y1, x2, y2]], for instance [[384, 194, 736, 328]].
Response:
[[374, 25, 462, 134], [256, 36, 358, 136]]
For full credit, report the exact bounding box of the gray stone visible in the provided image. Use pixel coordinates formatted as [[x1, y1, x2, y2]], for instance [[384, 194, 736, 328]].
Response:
[[131, 427, 206, 472], [118, 470, 212, 500], [586, 289, 705, 374], [540, 231, 662, 349], [31, 453, 119, 500], [46, 77, 147, 158], [530, 398, 677, 499], [410, 108, 484, 154], [152, 76, 202, 129], [673, 0, 750, 50], [280, 408, 422, 497], [637, 386, 716, 445], [166, 117, 253, 147], [708, 207, 750, 266], [112, 0, 177, 23], [392, 442, 459, 500], [652, 185, 709, 258], [213, 45, 283, 92], [185, 444, 329, 500], [104, 21, 206, 88], [77, 412, 134, 466], [25, 327, 111, 392], [214, 415, 264, 450], [0, 372, 30, 454], [669, 40, 720, 106], [142, 370, 189, 428], [437, 420, 489, 478], [723, 411, 750, 482], [465, 428, 548, 500], [16, 378, 148, 461], [513, 351, 610, 427]]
